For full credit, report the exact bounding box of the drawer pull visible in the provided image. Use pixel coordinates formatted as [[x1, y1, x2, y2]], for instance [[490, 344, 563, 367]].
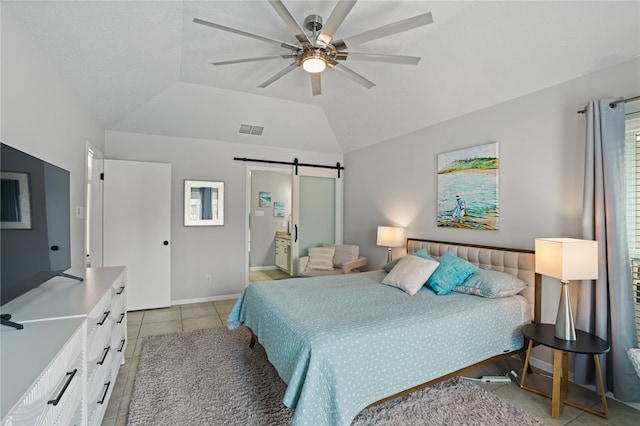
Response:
[[117, 338, 126, 352], [117, 312, 125, 324], [116, 286, 125, 295], [47, 369, 77, 406], [97, 311, 110, 326], [97, 346, 111, 365], [97, 381, 111, 405]]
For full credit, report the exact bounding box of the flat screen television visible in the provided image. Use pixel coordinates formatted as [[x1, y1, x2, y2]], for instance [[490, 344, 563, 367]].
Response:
[[1, 142, 71, 312]]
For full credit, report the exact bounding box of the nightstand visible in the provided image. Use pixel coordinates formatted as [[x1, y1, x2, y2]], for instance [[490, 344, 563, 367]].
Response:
[[520, 323, 610, 419]]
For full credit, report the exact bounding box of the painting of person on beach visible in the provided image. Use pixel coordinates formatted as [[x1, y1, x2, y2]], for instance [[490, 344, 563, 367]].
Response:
[[451, 194, 466, 222], [437, 142, 499, 230]]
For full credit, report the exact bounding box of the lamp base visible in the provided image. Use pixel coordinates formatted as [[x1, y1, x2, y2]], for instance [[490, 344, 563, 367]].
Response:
[[555, 279, 576, 341], [387, 248, 393, 263]]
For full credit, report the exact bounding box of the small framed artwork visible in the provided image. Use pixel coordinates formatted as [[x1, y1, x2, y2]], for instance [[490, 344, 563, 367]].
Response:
[[436, 142, 499, 230], [1, 171, 32, 229], [259, 191, 272, 207], [274, 201, 285, 217], [184, 180, 224, 226]]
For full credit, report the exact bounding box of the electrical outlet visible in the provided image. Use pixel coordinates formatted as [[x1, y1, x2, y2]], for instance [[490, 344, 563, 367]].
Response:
[[205, 274, 212, 284]]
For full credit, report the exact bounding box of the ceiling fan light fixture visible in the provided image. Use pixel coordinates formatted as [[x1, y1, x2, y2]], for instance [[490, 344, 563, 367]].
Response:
[[303, 57, 326, 73], [302, 50, 327, 73]]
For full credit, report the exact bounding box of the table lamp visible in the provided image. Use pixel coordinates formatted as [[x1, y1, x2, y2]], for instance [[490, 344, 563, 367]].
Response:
[[377, 226, 405, 263], [534, 238, 598, 341]]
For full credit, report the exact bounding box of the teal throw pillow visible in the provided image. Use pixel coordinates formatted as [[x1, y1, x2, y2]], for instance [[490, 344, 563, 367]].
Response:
[[426, 251, 478, 295], [412, 248, 436, 261]]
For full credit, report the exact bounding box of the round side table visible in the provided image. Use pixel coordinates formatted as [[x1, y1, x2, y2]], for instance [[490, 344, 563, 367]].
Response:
[[520, 323, 610, 419]]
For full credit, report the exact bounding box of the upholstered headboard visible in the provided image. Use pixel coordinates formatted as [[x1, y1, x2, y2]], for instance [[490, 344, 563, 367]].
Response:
[[407, 238, 541, 323]]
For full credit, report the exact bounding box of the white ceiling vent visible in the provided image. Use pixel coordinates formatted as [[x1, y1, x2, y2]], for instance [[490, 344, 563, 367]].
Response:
[[239, 124, 264, 136]]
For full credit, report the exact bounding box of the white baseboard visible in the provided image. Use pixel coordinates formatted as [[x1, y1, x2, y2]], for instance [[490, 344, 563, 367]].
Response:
[[528, 356, 555, 376], [249, 266, 277, 271], [171, 294, 241, 306]]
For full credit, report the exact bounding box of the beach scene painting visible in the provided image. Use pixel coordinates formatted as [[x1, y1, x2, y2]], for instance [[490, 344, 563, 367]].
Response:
[[437, 142, 499, 230], [273, 201, 285, 217], [258, 191, 271, 208]]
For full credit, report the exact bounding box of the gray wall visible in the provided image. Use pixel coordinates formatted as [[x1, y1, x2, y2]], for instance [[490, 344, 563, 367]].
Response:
[[104, 131, 342, 302], [250, 170, 291, 268], [1, 10, 105, 271]]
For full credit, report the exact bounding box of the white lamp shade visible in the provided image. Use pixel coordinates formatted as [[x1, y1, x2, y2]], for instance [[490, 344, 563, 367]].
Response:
[[534, 238, 598, 280], [377, 226, 405, 248]]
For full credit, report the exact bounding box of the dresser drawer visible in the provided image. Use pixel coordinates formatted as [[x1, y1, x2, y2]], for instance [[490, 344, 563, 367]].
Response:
[[4, 326, 84, 426], [86, 349, 115, 426], [110, 286, 126, 327], [86, 291, 113, 351], [111, 319, 127, 358]]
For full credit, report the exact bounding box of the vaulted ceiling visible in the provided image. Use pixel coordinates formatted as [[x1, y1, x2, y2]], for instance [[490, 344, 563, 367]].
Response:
[[5, 1, 640, 154]]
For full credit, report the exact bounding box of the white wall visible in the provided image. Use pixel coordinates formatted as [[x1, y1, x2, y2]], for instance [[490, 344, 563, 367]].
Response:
[[1, 8, 105, 270], [104, 131, 342, 302], [344, 57, 640, 366]]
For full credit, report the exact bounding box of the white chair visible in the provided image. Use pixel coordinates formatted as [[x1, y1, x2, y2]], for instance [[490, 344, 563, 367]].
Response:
[[295, 243, 367, 277]]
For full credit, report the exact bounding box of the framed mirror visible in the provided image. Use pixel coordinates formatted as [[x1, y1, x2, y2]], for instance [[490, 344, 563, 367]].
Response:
[[184, 180, 224, 226]]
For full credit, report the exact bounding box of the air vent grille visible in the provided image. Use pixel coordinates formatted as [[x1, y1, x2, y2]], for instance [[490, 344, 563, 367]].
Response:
[[239, 124, 264, 136]]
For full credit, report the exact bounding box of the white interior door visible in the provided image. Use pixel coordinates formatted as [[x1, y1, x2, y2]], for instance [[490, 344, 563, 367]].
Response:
[[103, 159, 171, 311], [291, 166, 343, 272], [86, 143, 103, 267]]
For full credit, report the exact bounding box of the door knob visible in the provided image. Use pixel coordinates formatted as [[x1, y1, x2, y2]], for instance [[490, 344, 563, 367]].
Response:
[[163, 241, 169, 246]]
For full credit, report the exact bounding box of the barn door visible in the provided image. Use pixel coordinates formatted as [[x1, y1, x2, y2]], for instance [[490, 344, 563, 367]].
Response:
[[291, 166, 343, 274]]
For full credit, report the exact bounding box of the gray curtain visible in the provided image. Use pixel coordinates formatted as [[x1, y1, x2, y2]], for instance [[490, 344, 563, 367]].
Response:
[[1, 178, 22, 222], [200, 187, 213, 220], [575, 98, 640, 402]]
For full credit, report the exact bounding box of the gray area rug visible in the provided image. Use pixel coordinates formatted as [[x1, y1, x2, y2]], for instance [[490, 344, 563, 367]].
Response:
[[128, 327, 545, 426]]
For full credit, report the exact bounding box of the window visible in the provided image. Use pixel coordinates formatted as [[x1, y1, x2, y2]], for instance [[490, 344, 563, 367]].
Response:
[[624, 101, 640, 345]]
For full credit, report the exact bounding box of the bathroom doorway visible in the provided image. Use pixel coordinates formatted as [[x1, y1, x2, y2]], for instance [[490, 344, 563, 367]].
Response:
[[248, 168, 292, 282]]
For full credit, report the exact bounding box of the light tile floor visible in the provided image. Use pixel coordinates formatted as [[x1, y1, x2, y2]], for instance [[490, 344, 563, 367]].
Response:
[[249, 268, 291, 282], [102, 298, 639, 426]]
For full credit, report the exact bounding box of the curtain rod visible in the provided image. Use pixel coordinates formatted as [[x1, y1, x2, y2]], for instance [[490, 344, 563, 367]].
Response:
[[577, 95, 640, 114], [233, 157, 344, 177]]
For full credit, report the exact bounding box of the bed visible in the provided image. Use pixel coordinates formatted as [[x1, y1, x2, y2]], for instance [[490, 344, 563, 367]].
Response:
[[227, 238, 541, 426]]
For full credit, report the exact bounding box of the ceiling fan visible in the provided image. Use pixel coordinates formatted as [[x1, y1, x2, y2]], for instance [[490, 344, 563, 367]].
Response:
[[193, 0, 433, 96]]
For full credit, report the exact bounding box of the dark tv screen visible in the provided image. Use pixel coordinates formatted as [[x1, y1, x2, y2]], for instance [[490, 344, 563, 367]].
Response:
[[1, 142, 71, 306]]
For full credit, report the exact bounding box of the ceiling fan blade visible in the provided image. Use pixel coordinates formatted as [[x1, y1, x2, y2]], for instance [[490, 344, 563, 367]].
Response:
[[268, 0, 312, 45], [336, 52, 421, 65], [212, 55, 293, 66], [310, 73, 321, 96], [193, 17, 299, 51], [327, 63, 375, 89], [316, 0, 358, 46], [333, 12, 433, 50], [258, 62, 299, 88]]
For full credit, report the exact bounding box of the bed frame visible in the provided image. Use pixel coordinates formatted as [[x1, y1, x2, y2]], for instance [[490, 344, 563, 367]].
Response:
[[366, 238, 541, 407]]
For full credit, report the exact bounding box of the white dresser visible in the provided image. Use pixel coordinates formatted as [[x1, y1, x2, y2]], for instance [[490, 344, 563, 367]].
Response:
[[0, 267, 127, 426]]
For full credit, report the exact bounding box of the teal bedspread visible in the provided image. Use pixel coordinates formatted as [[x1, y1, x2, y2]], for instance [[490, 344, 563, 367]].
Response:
[[226, 271, 529, 426]]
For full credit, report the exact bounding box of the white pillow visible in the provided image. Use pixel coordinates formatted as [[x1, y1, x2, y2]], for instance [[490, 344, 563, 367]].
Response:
[[382, 255, 440, 295], [306, 246, 336, 271]]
